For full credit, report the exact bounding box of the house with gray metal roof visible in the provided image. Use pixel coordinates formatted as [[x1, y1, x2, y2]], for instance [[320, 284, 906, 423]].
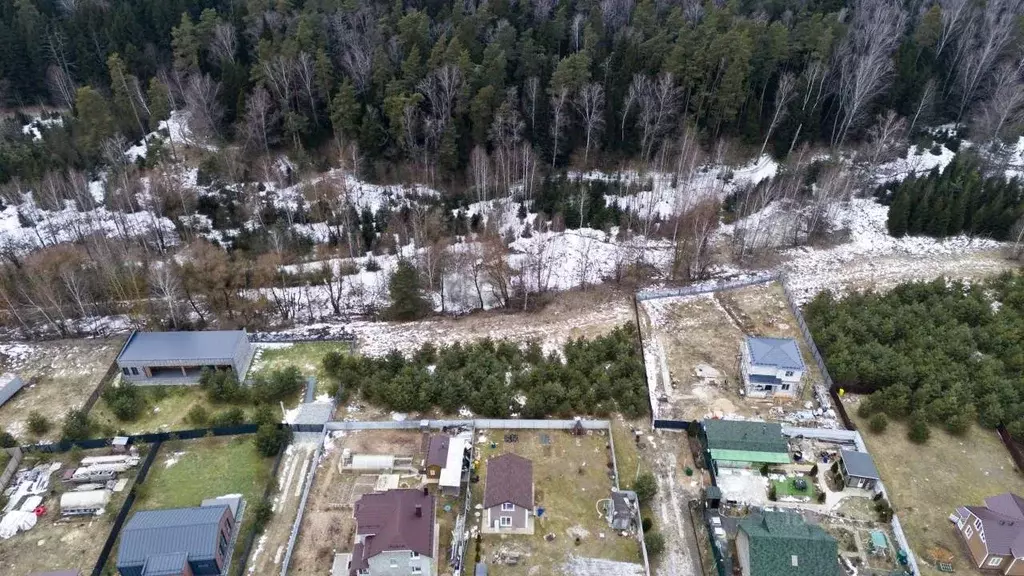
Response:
[[838, 449, 880, 490], [740, 336, 806, 398], [116, 330, 254, 385], [736, 511, 840, 576], [117, 502, 236, 576]]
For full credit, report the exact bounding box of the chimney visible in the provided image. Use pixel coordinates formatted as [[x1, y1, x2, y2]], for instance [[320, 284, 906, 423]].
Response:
[[415, 505, 422, 517]]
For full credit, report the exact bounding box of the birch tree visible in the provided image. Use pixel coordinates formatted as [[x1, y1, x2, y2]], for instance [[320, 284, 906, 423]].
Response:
[[574, 83, 605, 166]]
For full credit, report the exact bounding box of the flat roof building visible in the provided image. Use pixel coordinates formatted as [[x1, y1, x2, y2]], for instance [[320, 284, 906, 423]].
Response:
[[116, 330, 254, 385]]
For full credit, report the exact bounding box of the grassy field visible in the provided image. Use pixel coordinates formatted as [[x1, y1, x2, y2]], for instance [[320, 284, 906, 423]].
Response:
[[249, 342, 351, 395], [132, 436, 276, 574], [851, 408, 1024, 576], [472, 430, 642, 574], [773, 477, 817, 499], [90, 385, 258, 434]]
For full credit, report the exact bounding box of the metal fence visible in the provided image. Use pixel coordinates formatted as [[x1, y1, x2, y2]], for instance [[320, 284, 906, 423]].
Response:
[[280, 429, 328, 576], [21, 424, 263, 453], [652, 419, 692, 430], [996, 425, 1024, 472], [91, 440, 163, 576], [323, 418, 614, 431], [636, 273, 778, 302], [233, 447, 286, 576], [0, 446, 23, 489], [81, 358, 122, 415]]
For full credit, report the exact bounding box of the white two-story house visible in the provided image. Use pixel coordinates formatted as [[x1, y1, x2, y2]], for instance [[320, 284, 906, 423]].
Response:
[[341, 489, 437, 576], [740, 336, 806, 398]]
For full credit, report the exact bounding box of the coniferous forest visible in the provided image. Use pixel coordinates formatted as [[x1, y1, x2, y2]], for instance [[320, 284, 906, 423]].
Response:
[[805, 274, 1024, 441], [880, 153, 1024, 241], [1, 0, 1023, 184]]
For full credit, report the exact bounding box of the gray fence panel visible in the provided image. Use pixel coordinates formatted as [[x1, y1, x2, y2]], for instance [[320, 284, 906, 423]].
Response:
[[636, 273, 778, 302], [324, 419, 612, 431], [0, 447, 23, 489]]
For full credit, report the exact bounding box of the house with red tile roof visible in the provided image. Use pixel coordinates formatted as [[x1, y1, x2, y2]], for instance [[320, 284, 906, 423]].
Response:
[[346, 489, 437, 576]]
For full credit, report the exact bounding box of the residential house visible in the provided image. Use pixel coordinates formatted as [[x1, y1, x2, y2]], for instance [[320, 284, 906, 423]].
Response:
[[952, 492, 1024, 574], [740, 336, 806, 398], [348, 488, 436, 576], [482, 453, 534, 535], [736, 511, 840, 576], [605, 489, 638, 531], [701, 419, 790, 471], [116, 330, 255, 385], [116, 499, 238, 576], [838, 450, 880, 491], [424, 435, 449, 479]]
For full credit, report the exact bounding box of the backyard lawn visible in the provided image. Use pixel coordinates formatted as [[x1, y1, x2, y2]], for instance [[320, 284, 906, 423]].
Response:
[[249, 342, 351, 396], [772, 477, 817, 499], [851, 406, 1024, 576], [472, 430, 642, 574], [90, 385, 257, 434]]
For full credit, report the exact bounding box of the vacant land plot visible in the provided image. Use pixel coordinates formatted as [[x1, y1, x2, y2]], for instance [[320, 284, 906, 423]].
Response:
[[640, 281, 820, 421], [247, 442, 316, 576], [472, 429, 642, 575], [0, 447, 141, 575], [133, 436, 275, 572], [289, 429, 424, 575], [0, 338, 124, 441], [850, 405, 1024, 576]]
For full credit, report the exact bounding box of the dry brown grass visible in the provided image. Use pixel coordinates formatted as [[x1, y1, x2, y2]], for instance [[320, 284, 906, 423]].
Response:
[[472, 430, 642, 575], [248, 443, 316, 575], [0, 337, 125, 441], [642, 281, 819, 420], [851, 405, 1024, 576]]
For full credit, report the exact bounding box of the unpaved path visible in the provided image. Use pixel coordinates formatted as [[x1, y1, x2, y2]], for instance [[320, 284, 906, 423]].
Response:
[[247, 442, 314, 575], [650, 438, 700, 576]]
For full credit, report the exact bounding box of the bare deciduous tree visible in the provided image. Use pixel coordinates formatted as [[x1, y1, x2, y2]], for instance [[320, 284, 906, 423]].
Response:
[[46, 65, 76, 109], [329, 6, 379, 93], [759, 72, 795, 157], [549, 87, 570, 167], [908, 78, 937, 135], [524, 76, 540, 134], [866, 110, 908, 165], [183, 73, 223, 141], [953, 0, 1021, 121], [971, 73, 1024, 143], [240, 85, 277, 154], [574, 83, 605, 166], [210, 22, 237, 66], [831, 0, 907, 146]]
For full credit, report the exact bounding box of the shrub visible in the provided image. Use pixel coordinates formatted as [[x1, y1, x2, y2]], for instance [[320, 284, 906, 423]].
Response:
[[27, 411, 50, 436], [364, 257, 381, 272], [875, 499, 894, 522], [632, 472, 658, 505], [817, 491, 826, 504], [644, 532, 665, 556], [251, 404, 279, 427], [856, 398, 876, 419], [61, 409, 92, 441], [908, 413, 931, 444], [251, 366, 304, 404], [947, 413, 971, 436], [0, 430, 17, 448], [255, 423, 291, 457], [186, 405, 209, 426], [199, 368, 246, 403], [768, 484, 777, 501], [210, 407, 246, 427], [868, 413, 888, 434], [250, 498, 273, 533], [759, 463, 770, 476], [103, 381, 145, 421]]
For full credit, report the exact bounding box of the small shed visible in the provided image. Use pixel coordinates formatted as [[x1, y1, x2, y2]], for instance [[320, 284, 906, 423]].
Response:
[[606, 489, 638, 531], [0, 373, 26, 408], [112, 437, 130, 453], [839, 449, 880, 490], [425, 434, 450, 478], [439, 437, 468, 496]]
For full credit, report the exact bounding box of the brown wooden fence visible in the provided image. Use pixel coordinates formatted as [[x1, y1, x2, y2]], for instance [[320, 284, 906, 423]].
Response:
[[996, 425, 1024, 472]]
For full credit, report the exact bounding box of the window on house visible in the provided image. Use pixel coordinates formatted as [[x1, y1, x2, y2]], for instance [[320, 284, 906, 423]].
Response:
[[502, 502, 515, 511], [411, 567, 423, 575], [500, 516, 512, 527], [390, 559, 398, 568], [964, 526, 973, 539], [410, 551, 419, 558], [979, 530, 986, 543], [974, 518, 982, 530], [130, 367, 139, 375], [987, 557, 1002, 567], [791, 555, 799, 567], [219, 533, 228, 556], [785, 371, 794, 377], [781, 384, 790, 390], [122, 368, 130, 376]]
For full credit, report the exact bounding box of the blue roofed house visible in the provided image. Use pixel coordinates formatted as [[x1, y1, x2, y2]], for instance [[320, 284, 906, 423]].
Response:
[[116, 499, 238, 576], [740, 336, 806, 398], [116, 330, 255, 385]]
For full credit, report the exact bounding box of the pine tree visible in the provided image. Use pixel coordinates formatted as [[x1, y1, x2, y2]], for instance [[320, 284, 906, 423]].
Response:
[[949, 189, 967, 235], [385, 259, 431, 321], [73, 86, 115, 159], [888, 189, 911, 237]]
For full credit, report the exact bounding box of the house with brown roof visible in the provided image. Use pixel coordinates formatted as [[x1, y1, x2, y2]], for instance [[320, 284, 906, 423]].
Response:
[[952, 492, 1024, 575], [482, 453, 534, 535], [424, 435, 449, 479], [345, 489, 437, 576]]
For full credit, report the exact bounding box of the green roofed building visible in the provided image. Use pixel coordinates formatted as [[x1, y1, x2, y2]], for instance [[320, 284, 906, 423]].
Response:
[[701, 419, 790, 469], [736, 511, 840, 576]]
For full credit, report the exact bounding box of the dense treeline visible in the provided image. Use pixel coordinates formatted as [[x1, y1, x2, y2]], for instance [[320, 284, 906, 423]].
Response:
[[879, 154, 1024, 241], [2, 0, 1023, 183], [805, 275, 1024, 441], [321, 324, 648, 418]]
